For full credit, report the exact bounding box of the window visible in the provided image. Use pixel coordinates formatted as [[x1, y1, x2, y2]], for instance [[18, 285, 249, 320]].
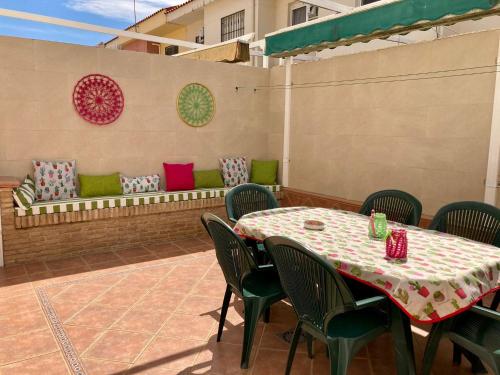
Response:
[[165, 45, 179, 56], [290, 4, 319, 26], [361, 0, 380, 5], [221, 10, 245, 42]]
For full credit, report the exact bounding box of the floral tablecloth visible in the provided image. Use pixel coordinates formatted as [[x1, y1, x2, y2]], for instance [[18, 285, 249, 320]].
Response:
[[234, 207, 500, 323]]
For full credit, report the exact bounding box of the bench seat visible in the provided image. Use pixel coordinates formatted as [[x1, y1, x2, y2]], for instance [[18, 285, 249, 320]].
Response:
[[15, 185, 281, 217]]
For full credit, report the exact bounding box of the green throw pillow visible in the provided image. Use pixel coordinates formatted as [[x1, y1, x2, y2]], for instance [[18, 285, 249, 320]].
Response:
[[13, 175, 36, 209], [194, 170, 224, 189], [250, 160, 279, 185], [79, 173, 123, 198]]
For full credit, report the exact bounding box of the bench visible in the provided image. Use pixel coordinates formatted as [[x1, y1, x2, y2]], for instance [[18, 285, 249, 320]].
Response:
[[0, 177, 281, 265]]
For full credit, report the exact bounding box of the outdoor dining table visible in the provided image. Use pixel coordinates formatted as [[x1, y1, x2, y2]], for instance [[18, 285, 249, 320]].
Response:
[[234, 207, 500, 375]]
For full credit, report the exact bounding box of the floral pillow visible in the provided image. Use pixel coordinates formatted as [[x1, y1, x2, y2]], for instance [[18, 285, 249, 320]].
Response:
[[219, 157, 249, 187], [33, 160, 77, 201], [121, 174, 161, 194]]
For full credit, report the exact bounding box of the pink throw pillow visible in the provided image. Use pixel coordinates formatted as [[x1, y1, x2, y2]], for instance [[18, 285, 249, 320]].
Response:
[[163, 163, 195, 191]]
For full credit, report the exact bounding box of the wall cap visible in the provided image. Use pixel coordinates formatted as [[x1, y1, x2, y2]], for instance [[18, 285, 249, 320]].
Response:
[[0, 177, 20, 189]]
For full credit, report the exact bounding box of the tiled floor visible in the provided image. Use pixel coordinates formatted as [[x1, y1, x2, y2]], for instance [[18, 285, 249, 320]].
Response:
[[0, 237, 495, 374]]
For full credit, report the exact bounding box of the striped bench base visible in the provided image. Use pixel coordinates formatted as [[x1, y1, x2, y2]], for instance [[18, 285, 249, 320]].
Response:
[[14, 186, 281, 229]]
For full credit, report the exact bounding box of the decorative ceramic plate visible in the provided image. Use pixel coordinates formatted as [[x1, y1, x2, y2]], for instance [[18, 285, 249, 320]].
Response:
[[304, 220, 325, 231], [177, 83, 215, 127], [73, 74, 124, 125]]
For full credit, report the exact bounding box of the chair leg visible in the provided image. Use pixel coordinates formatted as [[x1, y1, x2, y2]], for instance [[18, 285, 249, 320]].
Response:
[[452, 343, 462, 365], [306, 333, 314, 359], [491, 291, 499, 311], [241, 299, 262, 369], [285, 321, 303, 375], [217, 285, 232, 342], [390, 304, 416, 375], [327, 339, 350, 375], [422, 323, 446, 375], [264, 306, 271, 323], [462, 349, 488, 374]]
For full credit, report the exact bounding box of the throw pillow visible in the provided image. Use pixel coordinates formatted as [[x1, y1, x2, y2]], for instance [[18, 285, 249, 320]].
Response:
[[163, 163, 195, 191], [33, 160, 77, 201], [194, 170, 224, 189], [219, 157, 249, 187], [12, 175, 36, 209], [250, 160, 279, 185], [79, 173, 123, 198], [121, 174, 161, 194]]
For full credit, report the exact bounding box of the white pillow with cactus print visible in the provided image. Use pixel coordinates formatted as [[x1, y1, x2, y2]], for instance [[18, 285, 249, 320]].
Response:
[[121, 174, 161, 194], [32, 160, 77, 201], [219, 157, 249, 187]]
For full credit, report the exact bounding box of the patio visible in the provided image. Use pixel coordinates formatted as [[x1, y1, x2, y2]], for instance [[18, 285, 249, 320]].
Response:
[[0, 237, 493, 374]]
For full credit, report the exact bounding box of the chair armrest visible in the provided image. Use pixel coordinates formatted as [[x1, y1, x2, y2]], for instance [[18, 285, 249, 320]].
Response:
[[229, 217, 238, 224], [470, 305, 500, 321], [355, 296, 388, 310]]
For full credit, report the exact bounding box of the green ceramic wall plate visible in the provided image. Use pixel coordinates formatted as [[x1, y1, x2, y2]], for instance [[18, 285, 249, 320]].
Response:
[[177, 83, 215, 127]]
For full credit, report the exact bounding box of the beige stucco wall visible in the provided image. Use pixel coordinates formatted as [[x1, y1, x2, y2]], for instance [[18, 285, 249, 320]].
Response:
[[204, 0, 255, 44], [269, 29, 498, 214], [0, 36, 271, 187]]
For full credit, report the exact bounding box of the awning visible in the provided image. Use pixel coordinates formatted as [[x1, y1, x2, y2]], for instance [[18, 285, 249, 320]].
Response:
[[265, 0, 500, 58], [177, 41, 250, 63]]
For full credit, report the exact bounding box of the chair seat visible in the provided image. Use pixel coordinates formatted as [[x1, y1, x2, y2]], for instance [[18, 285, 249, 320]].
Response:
[[242, 268, 285, 299], [327, 308, 388, 339], [450, 311, 500, 353]]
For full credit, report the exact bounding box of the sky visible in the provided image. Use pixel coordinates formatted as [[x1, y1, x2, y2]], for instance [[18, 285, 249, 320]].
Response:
[[0, 0, 186, 45]]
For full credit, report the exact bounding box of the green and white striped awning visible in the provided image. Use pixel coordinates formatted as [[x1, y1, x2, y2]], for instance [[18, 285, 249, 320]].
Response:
[[265, 0, 500, 58]]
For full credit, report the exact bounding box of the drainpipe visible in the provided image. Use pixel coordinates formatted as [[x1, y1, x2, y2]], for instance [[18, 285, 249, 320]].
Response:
[[484, 37, 500, 205], [282, 56, 293, 187]]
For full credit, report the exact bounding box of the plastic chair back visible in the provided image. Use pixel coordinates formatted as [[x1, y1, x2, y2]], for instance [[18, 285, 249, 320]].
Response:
[[359, 189, 422, 226], [202, 213, 257, 293], [264, 236, 356, 333], [428, 201, 500, 247], [225, 183, 279, 223]]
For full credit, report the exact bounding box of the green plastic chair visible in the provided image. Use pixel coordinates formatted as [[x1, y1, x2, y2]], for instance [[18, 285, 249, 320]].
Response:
[[225, 183, 279, 224], [201, 213, 286, 369], [359, 190, 422, 226], [422, 305, 500, 375], [428, 201, 500, 369], [264, 236, 392, 375]]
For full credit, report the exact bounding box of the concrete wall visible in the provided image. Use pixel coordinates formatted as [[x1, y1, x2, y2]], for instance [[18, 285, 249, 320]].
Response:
[[269, 29, 499, 214], [0, 36, 271, 187], [204, 0, 255, 44]]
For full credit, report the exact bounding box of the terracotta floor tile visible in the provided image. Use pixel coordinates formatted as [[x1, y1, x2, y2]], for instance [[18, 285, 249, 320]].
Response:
[[214, 321, 264, 347], [45, 257, 87, 271], [24, 262, 49, 275], [204, 266, 225, 281], [52, 283, 109, 305], [88, 259, 129, 272], [0, 329, 59, 365], [84, 273, 127, 286], [174, 238, 208, 250], [66, 304, 127, 329], [115, 272, 164, 289], [0, 277, 32, 297], [313, 356, 371, 375], [123, 254, 162, 266], [169, 265, 209, 280], [115, 246, 155, 260], [159, 313, 217, 341], [0, 351, 69, 375], [252, 349, 312, 375], [112, 308, 171, 334], [191, 278, 228, 298], [0, 293, 40, 315], [259, 323, 306, 353], [193, 342, 248, 375], [0, 310, 49, 337], [136, 336, 205, 371], [0, 264, 27, 280], [146, 242, 183, 253], [84, 330, 152, 363], [63, 325, 102, 353], [81, 358, 130, 374], [134, 290, 184, 313], [95, 285, 148, 307], [82, 251, 123, 265], [177, 295, 222, 316], [154, 275, 197, 294], [51, 302, 88, 323], [29, 271, 55, 283]]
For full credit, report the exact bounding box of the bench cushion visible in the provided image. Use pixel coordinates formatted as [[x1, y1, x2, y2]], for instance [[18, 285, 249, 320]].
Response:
[[15, 185, 281, 217]]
